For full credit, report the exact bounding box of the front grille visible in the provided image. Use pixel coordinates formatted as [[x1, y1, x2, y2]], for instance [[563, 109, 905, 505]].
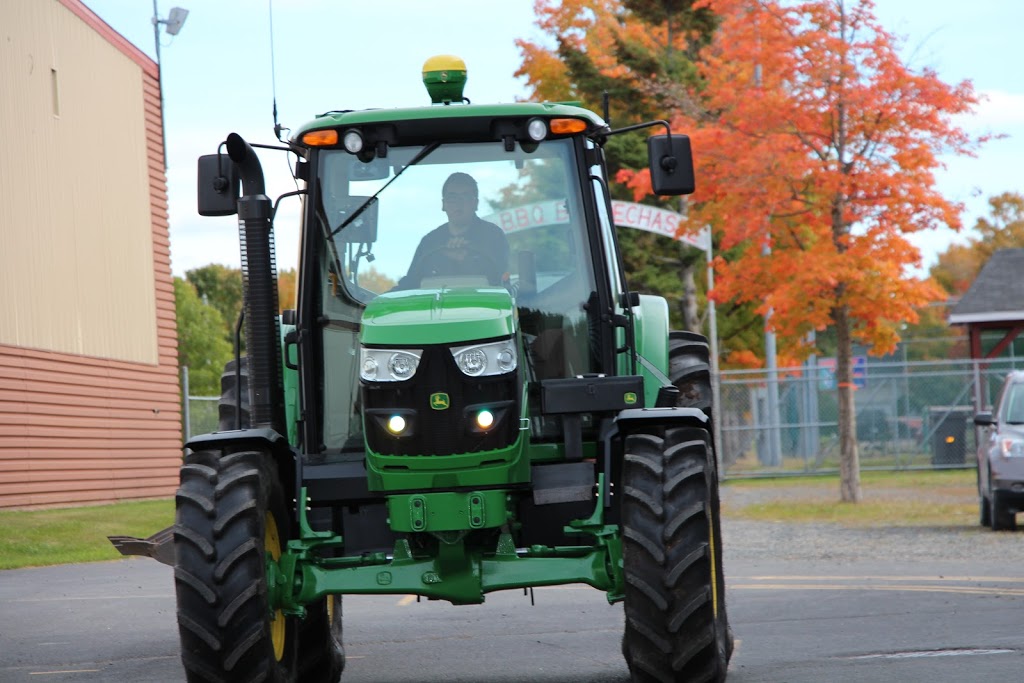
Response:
[[362, 345, 518, 456]]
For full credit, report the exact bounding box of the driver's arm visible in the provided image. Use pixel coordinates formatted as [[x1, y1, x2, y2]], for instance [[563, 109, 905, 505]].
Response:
[[396, 234, 431, 290]]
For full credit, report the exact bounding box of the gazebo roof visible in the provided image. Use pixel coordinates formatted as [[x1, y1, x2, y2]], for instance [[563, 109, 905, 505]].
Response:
[[948, 248, 1024, 325]]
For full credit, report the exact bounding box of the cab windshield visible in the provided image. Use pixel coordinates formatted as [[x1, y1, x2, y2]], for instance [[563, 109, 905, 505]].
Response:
[[317, 139, 596, 306], [313, 138, 603, 451]]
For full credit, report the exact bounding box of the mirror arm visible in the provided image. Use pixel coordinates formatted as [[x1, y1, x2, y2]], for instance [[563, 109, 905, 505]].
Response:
[[272, 189, 307, 221], [602, 119, 672, 141]]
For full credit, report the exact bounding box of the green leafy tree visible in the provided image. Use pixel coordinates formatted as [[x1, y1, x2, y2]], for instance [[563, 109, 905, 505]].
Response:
[[175, 277, 233, 396], [186, 264, 244, 336]]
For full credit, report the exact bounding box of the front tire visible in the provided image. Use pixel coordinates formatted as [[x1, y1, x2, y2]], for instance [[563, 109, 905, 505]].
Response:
[[174, 449, 298, 682], [980, 494, 992, 527], [621, 427, 730, 683], [298, 595, 345, 683], [990, 489, 1017, 531]]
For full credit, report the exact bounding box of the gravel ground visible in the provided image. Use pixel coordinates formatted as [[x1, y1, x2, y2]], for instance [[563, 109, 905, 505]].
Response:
[[719, 483, 1024, 563]]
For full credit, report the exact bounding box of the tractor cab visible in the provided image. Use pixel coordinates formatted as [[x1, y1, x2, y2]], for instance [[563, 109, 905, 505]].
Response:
[[310, 113, 613, 459]]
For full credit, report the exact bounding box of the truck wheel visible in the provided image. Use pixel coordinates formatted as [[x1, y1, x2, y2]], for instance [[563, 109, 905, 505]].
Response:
[[621, 427, 730, 683], [298, 595, 345, 683], [174, 449, 298, 682], [218, 357, 250, 431], [990, 490, 1017, 531], [669, 331, 711, 416]]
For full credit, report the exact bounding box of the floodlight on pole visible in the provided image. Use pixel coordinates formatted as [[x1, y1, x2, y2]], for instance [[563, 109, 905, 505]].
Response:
[[164, 7, 189, 35], [151, 3, 189, 169]]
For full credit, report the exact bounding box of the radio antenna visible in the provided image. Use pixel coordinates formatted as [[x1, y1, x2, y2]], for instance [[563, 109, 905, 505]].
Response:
[[268, 0, 286, 141]]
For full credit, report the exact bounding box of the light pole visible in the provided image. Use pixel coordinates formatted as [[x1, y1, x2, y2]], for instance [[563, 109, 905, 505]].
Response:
[[151, 2, 189, 169]]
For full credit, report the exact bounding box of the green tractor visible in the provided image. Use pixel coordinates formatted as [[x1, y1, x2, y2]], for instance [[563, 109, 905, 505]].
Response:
[[114, 55, 731, 682]]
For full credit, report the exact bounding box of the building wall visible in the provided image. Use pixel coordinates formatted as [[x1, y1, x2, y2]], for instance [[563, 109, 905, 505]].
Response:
[[0, 0, 181, 508]]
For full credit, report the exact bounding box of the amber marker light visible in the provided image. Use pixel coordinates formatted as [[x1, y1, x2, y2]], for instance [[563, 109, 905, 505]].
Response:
[[549, 118, 587, 135], [302, 129, 339, 146]]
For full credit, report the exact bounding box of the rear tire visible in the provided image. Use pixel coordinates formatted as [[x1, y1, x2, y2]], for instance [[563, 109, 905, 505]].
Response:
[[174, 449, 298, 682], [621, 427, 730, 683], [218, 357, 250, 431], [669, 331, 712, 416]]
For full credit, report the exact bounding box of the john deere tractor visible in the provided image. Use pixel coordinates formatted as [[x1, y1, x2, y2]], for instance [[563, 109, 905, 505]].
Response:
[[113, 55, 731, 682]]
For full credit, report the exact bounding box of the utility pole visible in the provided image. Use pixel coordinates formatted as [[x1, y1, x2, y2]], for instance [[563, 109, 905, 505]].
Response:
[[151, 2, 189, 169]]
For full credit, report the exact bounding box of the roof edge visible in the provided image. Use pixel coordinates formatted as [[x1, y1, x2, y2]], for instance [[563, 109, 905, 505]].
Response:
[[58, 0, 158, 77], [948, 311, 1024, 325]]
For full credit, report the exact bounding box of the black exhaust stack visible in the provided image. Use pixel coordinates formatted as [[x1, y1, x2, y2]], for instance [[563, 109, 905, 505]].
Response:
[[226, 133, 284, 433]]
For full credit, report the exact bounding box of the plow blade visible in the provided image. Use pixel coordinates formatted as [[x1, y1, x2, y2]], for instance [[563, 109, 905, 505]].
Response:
[[107, 525, 175, 566]]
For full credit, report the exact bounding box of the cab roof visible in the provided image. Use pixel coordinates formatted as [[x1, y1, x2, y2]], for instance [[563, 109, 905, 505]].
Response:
[[291, 101, 608, 144]]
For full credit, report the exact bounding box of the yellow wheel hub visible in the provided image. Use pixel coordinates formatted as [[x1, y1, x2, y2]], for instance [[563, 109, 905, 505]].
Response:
[[265, 512, 286, 662]]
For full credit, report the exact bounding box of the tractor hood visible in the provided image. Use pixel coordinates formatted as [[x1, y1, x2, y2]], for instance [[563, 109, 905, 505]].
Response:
[[360, 287, 516, 346]]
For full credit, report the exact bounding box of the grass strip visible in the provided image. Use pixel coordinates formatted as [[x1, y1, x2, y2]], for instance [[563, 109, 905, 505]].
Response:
[[0, 499, 174, 570], [722, 469, 978, 527]]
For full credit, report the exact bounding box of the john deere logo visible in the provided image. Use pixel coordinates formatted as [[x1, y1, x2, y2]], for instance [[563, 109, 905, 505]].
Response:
[[430, 393, 450, 410], [624, 392, 638, 405]]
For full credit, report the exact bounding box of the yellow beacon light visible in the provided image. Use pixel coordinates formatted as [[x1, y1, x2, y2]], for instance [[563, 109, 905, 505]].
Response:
[[423, 55, 467, 105]]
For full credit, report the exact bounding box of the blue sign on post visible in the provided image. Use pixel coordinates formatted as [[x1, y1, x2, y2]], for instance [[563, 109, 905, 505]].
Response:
[[818, 356, 866, 390]]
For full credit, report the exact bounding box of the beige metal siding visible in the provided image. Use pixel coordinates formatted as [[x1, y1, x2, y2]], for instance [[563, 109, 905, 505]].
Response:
[[0, 0, 157, 364], [0, 0, 181, 509]]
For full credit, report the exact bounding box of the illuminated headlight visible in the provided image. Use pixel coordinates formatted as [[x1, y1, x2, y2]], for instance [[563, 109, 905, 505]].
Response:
[[526, 117, 548, 142], [451, 339, 517, 377], [360, 347, 422, 382], [387, 415, 407, 434], [343, 129, 364, 154], [1000, 438, 1024, 457]]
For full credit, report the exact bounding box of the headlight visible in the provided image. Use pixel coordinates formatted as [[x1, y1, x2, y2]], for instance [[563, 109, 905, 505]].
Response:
[[1000, 438, 1024, 457], [450, 339, 517, 377], [343, 129, 364, 153], [360, 347, 422, 382]]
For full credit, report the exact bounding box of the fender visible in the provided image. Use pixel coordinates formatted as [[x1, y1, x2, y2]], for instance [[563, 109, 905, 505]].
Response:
[[186, 428, 298, 511], [615, 406, 709, 432]]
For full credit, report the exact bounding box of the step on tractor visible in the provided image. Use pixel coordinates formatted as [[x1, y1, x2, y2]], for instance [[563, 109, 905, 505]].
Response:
[[112, 55, 732, 682]]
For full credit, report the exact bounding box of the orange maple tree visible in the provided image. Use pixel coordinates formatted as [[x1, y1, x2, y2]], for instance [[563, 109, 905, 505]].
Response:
[[618, 0, 985, 501]]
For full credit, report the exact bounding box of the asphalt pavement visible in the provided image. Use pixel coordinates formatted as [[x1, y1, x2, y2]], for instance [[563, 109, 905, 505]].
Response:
[[2, 551, 1023, 682]]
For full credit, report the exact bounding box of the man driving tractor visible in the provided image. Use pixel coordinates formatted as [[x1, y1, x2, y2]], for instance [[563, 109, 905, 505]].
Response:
[[397, 172, 509, 289]]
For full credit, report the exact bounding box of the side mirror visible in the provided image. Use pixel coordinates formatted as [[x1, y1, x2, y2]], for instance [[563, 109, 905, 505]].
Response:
[[974, 411, 994, 426], [647, 134, 695, 196], [197, 154, 240, 216]]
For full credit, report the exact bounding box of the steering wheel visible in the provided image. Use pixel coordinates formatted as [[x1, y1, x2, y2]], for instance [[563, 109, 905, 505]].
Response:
[[413, 244, 504, 286]]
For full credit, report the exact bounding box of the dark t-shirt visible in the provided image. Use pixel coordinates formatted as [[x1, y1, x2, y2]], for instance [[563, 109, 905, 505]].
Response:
[[398, 217, 510, 289]]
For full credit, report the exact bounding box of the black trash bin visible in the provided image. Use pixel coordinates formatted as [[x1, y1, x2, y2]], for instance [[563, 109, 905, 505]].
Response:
[[928, 406, 971, 466]]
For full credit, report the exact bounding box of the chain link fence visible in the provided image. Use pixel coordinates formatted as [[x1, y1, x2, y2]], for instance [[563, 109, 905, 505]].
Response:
[[717, 357, 1021, 477], [182, 357, 1020, 476]]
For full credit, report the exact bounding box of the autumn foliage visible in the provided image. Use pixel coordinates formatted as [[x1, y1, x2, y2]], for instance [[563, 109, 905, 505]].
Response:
[[619, 0, 982, 360], [519, 0, 987, 502]]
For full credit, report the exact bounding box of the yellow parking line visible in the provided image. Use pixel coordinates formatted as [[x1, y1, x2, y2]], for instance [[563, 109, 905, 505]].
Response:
[[396, 594, 416, 606], [731, 582, 1024, 597], [737, 575, 1024, 583]]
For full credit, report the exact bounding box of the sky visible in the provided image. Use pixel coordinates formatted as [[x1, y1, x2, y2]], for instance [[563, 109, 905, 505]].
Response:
[[80, 0, 1024, 278]]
